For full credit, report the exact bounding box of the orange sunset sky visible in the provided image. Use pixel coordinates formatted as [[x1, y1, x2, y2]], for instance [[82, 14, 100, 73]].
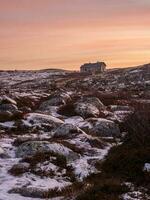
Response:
[[0, 0, 150, 70]]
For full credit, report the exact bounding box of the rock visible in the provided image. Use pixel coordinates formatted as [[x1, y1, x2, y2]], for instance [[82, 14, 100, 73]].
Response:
[[0, 104, 18, 113], [0, 96, 17, 105], [23, 113, 64, 129], [13, 136, 34, 146], [16, 141, 78, 161], [13, 110, 24, 119], [0, 146, 8, 158], [79, 97, 105, 110], [0, 111, 13, 122], [9, 163, 30, 175], [86, 118, 120, 137], [75, 102, 100, 118], [143, 163, 150, 172], [21, 106, 32, 113], [16, 141, 50, 158], [9, 187, 48, 198], [0, 100, 20, 122], [53, 123, 83, 137], [39, 92, 71, 109]]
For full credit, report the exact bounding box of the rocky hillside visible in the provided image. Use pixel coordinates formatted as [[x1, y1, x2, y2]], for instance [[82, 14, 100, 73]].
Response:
[[0, 64, 150, 200]]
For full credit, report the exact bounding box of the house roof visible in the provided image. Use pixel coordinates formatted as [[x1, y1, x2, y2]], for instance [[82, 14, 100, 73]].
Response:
[[81, 62, 106, 68]]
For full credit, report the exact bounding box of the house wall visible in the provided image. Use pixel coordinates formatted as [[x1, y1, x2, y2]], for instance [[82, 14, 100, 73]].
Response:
[[80, 63, 106, 74]]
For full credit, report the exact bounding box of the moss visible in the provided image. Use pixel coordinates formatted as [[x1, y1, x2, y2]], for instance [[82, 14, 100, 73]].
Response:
[[76, 177, 129, 200]]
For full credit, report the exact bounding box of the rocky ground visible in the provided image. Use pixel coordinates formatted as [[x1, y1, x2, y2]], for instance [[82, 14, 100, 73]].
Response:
[[0, 64, 150, 200]]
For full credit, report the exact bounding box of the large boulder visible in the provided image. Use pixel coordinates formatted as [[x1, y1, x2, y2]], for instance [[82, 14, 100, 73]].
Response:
[[86, 118, 120, 137], [79, 97, 105, 110], [23, 113, 64, 129], [74, 97, 105, 118], [53, 123, 83, 137], [39, 92, 71, 109], [16, 141, 78, 161], [75, 102, 100, 118]]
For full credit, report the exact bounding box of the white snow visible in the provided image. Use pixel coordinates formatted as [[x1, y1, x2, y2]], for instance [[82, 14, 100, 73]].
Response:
[[129, 69, 141, 74], [0, 121, 15, 128], [64, 116, 84, 126], [122, 191, 144, 200], [36, 161, 59, 173], [71, 158, 96, 181], [68, 133, 111, 180], [71, 146, 110, 181], [47, 143, 74, 158], [143, 163, 150, 172], [0, 138, 71, 200]]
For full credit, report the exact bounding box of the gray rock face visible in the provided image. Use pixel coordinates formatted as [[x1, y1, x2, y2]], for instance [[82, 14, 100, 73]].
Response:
[[75, 102, 100, 118], [53, 123, 83, 137], [16, 141, 79, 161], [86, 118, 120, 137]]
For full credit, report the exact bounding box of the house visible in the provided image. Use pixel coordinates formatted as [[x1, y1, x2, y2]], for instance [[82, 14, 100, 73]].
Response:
[[80, 61, 106, 74]]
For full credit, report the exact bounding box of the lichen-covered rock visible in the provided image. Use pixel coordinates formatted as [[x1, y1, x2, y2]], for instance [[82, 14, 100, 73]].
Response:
[[86, 118, 120, 137], [16, 141, 51, 158], [75, 102, 100, 118], [23, 113, 64, 129], [39, 92, 71, 109], [53, 123, 83, 137], [79, 97, 105, 110], [16, 141, 79, 161]]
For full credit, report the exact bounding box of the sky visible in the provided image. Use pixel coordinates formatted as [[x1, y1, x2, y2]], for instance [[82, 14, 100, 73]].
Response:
[[0, 0, 150, 70]]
